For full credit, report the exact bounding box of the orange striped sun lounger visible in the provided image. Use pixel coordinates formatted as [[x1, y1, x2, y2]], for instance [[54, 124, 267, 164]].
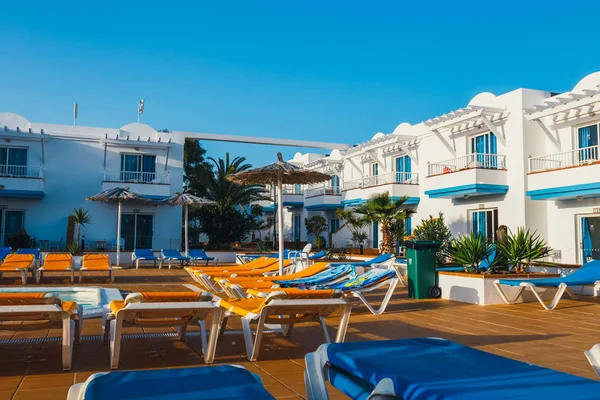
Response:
[[217, 288, 351, 361], [0, 292, 83, 370], [103, 291, 221, 369], [36, 253, 76, 284], [0, 253, 35, 284]]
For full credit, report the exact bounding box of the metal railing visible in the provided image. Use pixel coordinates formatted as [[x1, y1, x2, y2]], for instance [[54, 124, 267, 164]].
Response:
[[0, 165, 43, 178], [104, 171, 170, 184], [268, 184, 304, 195], [305, 185, 341, 197], [342, 172, 419, 191], [529, 145, 600, 173], [427, 153, 506, 177]]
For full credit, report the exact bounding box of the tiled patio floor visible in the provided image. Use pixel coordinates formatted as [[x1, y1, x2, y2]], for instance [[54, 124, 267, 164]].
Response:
[[1, 267, 600, 399]]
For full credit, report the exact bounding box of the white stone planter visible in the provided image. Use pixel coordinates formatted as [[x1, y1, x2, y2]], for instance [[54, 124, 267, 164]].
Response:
[[438, 272, 562, 305]]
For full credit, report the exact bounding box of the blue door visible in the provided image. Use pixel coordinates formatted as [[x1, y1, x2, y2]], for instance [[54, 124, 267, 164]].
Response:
[[581, 216, 600, 263], [293, 215, 301, 241], [578, 125, 598, 161], [331, 175, 340, 191], [471, 133, 497, 168], [472, 211, 486, 238], [395, 156, 411, 183], [372, 221, 379, 249]]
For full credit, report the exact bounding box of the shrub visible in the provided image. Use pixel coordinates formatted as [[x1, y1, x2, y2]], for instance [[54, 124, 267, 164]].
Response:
[[411, 212, 452, 266], [495, 227, 552, 273], [5, 231, 34, 250], [444, 232, 496, 273], [305, 216, 328, 249]]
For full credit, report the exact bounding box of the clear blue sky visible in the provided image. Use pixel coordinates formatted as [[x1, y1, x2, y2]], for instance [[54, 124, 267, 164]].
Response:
[[2, 1, 599, 166]]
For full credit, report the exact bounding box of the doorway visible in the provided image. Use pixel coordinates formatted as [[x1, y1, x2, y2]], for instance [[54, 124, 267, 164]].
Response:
[[581, 216, 600, 263], [0, 210, 25, 245], [121, 213, 154, 250]]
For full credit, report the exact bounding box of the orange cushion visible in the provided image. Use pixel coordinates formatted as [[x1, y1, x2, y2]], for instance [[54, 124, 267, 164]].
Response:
[[219, 298, 266, 317], [61, 301, 78, 315], [139, 292, 205, 302], [82, 254, 111, 270], [0, 254, 34, 271], [0, 293, 46, 303], [109, 300, 125, 315]]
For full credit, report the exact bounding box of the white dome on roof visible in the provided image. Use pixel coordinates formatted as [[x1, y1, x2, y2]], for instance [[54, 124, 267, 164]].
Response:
[[120, 123, 157, 136], [329, 149, 342, 160], [393, 122, 413, 135], [0, 113, 31, 130], [292, 152, 304, 162], [572, 71, 600, 94], [372, 132, 386, 140], [467, 92, 500, 108]]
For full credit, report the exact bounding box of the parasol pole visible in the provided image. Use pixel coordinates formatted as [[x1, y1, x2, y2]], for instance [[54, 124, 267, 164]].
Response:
[[277, 172, 284, 275], [116, 200, 122, 267], [184, 204, 189, 256]]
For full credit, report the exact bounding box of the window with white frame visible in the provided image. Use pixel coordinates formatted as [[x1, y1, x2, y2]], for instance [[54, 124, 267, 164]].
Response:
[[0, 147, 28, 176], [577, 123, 599, 161], [120, 154, 156, 182], [395, 155, 411, 183], [469, 208, 498, 241], [470, 132, 498, 168]]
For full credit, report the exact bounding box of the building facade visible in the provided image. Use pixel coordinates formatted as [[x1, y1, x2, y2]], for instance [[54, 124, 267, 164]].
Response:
[[260, 72, 600, 265], [0, 112, 184, 251]]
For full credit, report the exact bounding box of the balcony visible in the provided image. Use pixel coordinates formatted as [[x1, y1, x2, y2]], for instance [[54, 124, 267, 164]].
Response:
[[527, 146, 600, 200], [102, 170, 171, 198], [304, 185, 342, 211], [424, 154, 508, 199], [342, 172, 420, 206], [0, 165, 44, 199]]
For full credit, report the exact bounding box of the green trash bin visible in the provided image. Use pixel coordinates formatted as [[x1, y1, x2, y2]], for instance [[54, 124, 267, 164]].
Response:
[[402, 240, 442, 299]]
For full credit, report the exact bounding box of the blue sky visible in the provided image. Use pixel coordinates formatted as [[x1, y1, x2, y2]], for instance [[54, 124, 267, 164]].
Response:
[[1, 1, 600, 166]]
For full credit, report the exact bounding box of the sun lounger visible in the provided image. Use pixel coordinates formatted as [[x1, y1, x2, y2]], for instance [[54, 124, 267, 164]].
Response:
[[309, 250, 328, 260], [0, 253, 34, 284], [132, 248, 162, 269], [0, 246, 11, 261], [80, 253, 114, 283], [161, 248, 191, 269], [585, 344, 600, 378], [274, 264, 355, 288], [0, 292, 83, 370], [188, 249, 217, 266], [289, 244, 313, 266], [493, 259, 600, 310], [16, 247, 41, 268], [67, 364, 275, 400], [331, 253, 394, 269], [304, 337, 600, 400], [102, 291, 221, 369], [217, 289, 351, 361], [186, 257, 275, 274], [36, 253, 75, 283]]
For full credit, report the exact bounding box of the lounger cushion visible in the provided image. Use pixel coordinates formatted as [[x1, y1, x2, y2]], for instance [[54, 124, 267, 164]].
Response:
[[109, 291, 214, 314], [80, 365, 275, 400], [497, 259, 600, 288], [0, 293, 77, 315], [42, 253, 73, 270], [224, 262, 329, 284], [109, 300, 126, 315], [82, 254, 111, 270], [61, 301, 78, 315], [0, 254, 34, 270], [324, 338, 600, 400], [219, 298, 266, 317], [274, 265, 354, 287], [320, 269, 397, 291]]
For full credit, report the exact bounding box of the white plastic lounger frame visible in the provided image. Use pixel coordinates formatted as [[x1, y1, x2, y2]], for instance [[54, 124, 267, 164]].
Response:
[[78, 267, 114, 283], [101, 302, 222, 369], [493, 280, 600, 311], [348, 276, 399, 316], [218, 296, 352, 362], [0, 303, 83, 371], [35, 266, 76, 284], [132, 255, 163, 269], [0, 267, 30, 284], [585, 344, 600, 378]]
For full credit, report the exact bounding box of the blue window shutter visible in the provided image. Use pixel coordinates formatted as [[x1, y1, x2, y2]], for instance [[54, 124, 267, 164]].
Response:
[[406, 217, 412, 235]]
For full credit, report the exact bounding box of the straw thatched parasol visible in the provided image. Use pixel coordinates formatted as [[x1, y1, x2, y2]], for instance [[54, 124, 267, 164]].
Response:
[[228, 153, 330, 275], [86, 186, 154, 267], [159, 193, 216, 255]]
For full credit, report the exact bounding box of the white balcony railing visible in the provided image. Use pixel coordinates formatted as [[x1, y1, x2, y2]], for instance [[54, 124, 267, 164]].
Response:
[[529, 145, 600, 173], [342, 172, 419, 191], [267, 184, 303, 195], [305, 185, 341, 197], [0, 165, 43, 178], [427, 153, 506, 177], [104, 170, 170, 184]]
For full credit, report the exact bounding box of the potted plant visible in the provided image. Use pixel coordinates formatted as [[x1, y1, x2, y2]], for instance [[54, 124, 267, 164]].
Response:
[[444, 232, 496, 273], [69, 208, 91, 253], [495, 227, 552, 273], [412, 213, 453, 267], [67, 243, 84, 267]]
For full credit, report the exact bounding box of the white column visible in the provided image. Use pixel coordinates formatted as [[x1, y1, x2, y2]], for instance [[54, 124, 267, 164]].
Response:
[[184, 204, 189, 256], [116, 200, 122, 267], [277, 175, 284, 275]]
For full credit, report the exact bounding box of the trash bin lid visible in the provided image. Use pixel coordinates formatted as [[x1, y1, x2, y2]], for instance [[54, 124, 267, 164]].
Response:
[[401, 240, 442, 250]]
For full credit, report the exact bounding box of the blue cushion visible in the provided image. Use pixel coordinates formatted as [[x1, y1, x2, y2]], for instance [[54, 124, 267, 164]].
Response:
[[318, 269, 396, 291], [0, 247, 11, 259], [325, 338, 600, 400], [134, 249, 158, 260], [332, 254, 392, 267], [498, 259, 600, 287], [308, 250, 327, 260], [16, 248, 40, 259], [189, 249, 215, 260], [274, 265, 354, 287], [161, 249, 190, 260], [83, 365, 274, 400]]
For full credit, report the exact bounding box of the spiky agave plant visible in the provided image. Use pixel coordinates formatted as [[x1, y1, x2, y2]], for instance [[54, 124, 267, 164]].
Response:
[[444, 232, 495, 273], [495, 227, 552, 273]]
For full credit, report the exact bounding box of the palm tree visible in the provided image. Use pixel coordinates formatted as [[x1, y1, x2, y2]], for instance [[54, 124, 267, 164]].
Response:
[[353, 192, 414, 254], [69, 208, 91, 250]]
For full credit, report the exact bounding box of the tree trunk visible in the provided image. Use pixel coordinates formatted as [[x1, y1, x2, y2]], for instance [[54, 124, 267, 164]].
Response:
[[76, 224, 81, 250], [380, 223, 395, 254]]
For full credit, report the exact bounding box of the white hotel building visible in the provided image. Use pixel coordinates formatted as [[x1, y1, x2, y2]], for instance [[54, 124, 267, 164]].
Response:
[[0, 112, 183, 251], [269, 72, 600, 266]]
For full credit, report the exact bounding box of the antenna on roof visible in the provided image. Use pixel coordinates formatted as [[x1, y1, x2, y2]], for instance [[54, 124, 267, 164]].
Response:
[[73, 103, 78, 126], [137, 99, 145, 123]]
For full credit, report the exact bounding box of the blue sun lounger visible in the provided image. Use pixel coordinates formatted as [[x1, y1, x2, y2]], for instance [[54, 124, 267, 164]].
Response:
[[331, 254, 394, 268], [16, 248, 41, 267], [161, 249, 191, 269], [0, 246, 11, 261], [132, 249, 162, 269], [188, 249, 216, 266], [494, 259, 600, 310], [68, 364, 275, 400], [316, 268, 400, 315], [304, 338, 600, 400], [309, 250, 327, 260], [274, 265, 355, 288]]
